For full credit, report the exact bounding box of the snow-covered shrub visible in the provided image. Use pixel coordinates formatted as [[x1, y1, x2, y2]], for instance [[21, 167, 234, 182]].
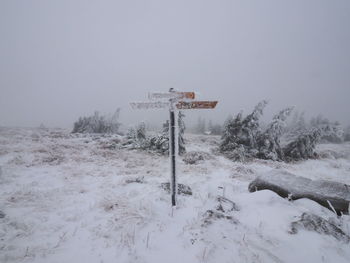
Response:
[[219, 102, 346, 162], [285, 113, 344, 144], [123, 122, 149, 149], [148, 111, 186, 155], [124, 111, 186, 156], [321, 123, 344, 143], [220, 100, 268, 160], [257, 107, 293, 161], [182, 151, 212, 164], [283, 128, 321, 161], [72, 109, 121, 134], [310, 115, 344, 143], [231, 145, 260, 162], [147, 121, 169, 154]]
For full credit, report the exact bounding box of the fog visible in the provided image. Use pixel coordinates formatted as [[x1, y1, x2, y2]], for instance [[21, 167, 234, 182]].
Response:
[[1, 0, 349, 129]]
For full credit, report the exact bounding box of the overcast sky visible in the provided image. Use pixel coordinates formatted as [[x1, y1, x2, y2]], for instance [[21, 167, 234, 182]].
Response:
[[1, 0, 349, 128]]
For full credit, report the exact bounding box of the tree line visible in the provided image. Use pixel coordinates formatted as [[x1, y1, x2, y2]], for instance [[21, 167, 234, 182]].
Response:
[[71, 104, 350, 162]]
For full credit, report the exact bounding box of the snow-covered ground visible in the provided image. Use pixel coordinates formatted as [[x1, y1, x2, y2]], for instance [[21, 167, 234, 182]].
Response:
[[0, 127, 349, 263]]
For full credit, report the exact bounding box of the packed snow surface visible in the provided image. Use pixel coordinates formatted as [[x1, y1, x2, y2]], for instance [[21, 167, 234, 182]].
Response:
[[0, 128, 350, 263]]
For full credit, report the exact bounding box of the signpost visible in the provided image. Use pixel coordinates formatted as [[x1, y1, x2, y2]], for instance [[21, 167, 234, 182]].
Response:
[[130, 89, 218, 207]]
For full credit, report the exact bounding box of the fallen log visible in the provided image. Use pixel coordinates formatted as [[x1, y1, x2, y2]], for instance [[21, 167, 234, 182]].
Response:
[[248, 170, 350, 215]]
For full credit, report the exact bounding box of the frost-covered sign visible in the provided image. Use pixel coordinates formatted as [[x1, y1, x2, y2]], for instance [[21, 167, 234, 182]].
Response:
[[130, 89, 218, 207], [148, 92, 195, 100], [130, 101, 170, 109], [176, 101, 218, 110]]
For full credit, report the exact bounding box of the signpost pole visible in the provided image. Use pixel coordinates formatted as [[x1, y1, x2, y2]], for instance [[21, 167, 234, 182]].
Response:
[[169, 106, 177, 206], [169, 89, 178, 207]]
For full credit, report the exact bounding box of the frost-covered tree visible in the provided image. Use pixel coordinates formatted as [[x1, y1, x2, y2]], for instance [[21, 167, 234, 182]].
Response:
[[321, 121, 344, 143], [219, 102, 347, 162], [283, 128, 321, 161], [257, 107, 294, 160], [282, 114, 344, 161], [218, 101, 346, 162], [72, 109, 121, 134], [220, 113, 243, 152], [310, 115, 344, 143], [239, 100, 268, 149], [219, 113, 251, 161], [219, 100, 268, 160]]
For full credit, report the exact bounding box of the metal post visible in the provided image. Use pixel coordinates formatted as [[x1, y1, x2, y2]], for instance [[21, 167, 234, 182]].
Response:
[[169, 105, 177, 206]]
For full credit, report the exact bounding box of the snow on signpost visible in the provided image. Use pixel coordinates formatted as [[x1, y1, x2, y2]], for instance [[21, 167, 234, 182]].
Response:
[[130, 101, 170, 109], [130, 89, 218, 207]]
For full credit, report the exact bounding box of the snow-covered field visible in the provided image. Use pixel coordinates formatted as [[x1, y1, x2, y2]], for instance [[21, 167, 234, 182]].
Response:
[[1, 127, 349, 263]]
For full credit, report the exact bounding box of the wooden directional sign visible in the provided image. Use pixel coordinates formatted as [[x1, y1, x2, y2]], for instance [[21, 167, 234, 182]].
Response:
[[130, 101, 170, 109], [148, 92, 195, 100], [176, 101, 218, 110]]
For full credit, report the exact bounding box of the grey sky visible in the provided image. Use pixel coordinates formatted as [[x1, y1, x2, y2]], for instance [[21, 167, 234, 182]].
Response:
[[1, 0, 349, 128]]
